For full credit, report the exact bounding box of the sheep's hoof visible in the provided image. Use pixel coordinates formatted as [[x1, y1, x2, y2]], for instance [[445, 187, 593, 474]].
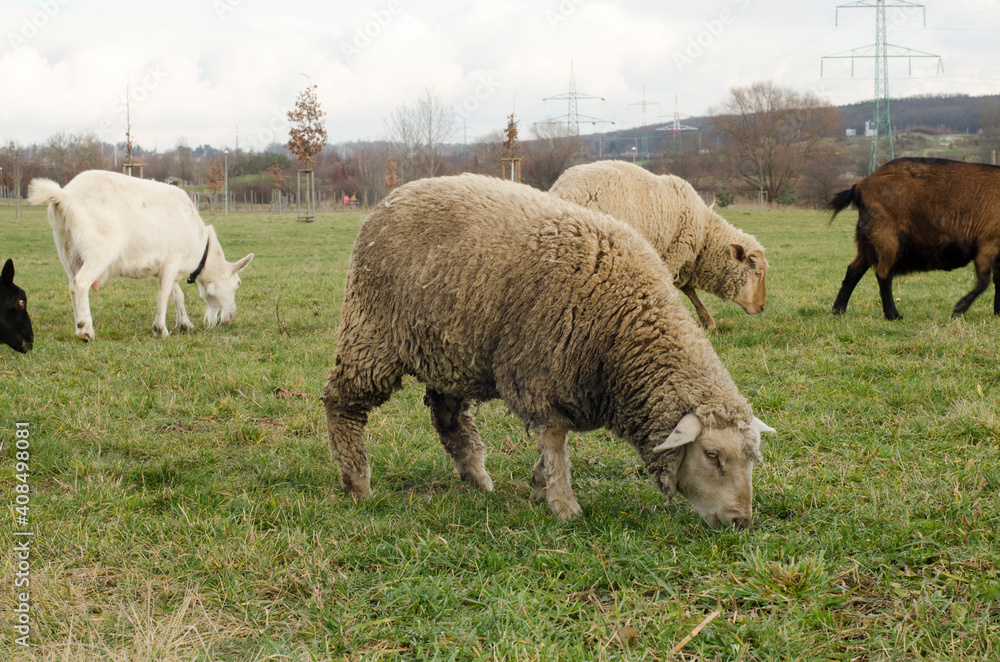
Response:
[[76, 325, 94, 342], [152, 324, 170, 338], [549, 497, 582, 522]]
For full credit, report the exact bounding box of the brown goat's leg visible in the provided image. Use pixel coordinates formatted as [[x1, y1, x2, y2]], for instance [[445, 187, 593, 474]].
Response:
[[832, 254, 869, 315], [681, 285, 715, 330], [993, 265, 1000, 315], [876, 270, 901, 321], [424, 388, 494, 491], [953, 258, 993, 317]]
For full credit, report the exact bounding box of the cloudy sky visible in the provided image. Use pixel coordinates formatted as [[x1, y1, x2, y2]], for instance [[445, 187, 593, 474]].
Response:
[[1, 0, 998, 152]]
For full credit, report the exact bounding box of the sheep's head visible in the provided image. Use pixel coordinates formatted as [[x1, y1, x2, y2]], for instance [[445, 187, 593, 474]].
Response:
[[728, 244, 767, 316], [652, 413, 774, 529], [1, 259, 34, 353]]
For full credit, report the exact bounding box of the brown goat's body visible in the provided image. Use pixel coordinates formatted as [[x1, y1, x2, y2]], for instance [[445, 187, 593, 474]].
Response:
[[829, 157, 1000, 319]]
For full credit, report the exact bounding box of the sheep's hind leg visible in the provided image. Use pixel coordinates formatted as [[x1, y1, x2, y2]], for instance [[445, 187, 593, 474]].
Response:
[[532, 426, 581, 521], [322, 362, 401, 500], [424, 388, 494, 491]]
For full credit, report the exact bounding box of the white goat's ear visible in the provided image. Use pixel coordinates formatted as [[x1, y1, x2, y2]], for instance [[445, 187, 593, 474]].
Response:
[[652, 413, 703, 453], [232, 253, 254, 274], [751, 417, 776, 435], [207, 282, 216, 296]]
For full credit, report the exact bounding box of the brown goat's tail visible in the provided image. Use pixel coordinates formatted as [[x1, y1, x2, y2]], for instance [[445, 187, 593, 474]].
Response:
[[826, 186, 861, 224]]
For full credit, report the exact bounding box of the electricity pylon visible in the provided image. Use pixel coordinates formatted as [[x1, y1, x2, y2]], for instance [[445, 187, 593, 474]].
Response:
[[629, 86, 659, 160], [822, 0, 942, 173], [542, 60, 613, 136]]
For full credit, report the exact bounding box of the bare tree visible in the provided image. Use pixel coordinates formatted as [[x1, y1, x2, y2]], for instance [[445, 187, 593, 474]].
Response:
[[384, 153, 400, 192], [384, 85, 457, 180], [521, 122, 582, 190], [709, 81, 841, 203], [40, 131, 107, 184], [1, 141, 27, 216]]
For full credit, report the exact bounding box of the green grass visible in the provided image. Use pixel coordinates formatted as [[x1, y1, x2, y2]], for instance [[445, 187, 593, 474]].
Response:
[[1, 203, 999, 661]]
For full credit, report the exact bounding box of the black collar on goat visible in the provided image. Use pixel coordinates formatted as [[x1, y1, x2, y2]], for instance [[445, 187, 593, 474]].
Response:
[[187, 240, 210, 284]]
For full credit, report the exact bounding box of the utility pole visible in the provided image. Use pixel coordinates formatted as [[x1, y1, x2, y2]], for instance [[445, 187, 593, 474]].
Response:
[[822, 1, 942, 173], [542, 60, 613, 136], [628, 86, 659, 161], [655, 96, 698, 156]]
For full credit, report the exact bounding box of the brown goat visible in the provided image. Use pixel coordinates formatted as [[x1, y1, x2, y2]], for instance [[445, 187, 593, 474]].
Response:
[[829, 157, 1000, 320]]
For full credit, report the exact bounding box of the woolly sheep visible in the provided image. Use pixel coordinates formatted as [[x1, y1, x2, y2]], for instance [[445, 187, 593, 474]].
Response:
[[550, 160, 768, 330], [322, 174, 775, 528], [27, 171, 253, 341]]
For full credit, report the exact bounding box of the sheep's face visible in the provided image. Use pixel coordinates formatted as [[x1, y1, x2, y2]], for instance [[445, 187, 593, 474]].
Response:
[[1, 259, 34, 353], [729, 245, 768, 316], [653, 414, 773, 529], [197, 253, 254, 327]]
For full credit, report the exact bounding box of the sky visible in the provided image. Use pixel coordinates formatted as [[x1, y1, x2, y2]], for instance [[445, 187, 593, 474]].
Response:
[[1, 0, 999, 152]]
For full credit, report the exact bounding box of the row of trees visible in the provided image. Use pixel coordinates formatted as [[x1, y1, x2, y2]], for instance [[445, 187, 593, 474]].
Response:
[[10, 81, 993, 211]]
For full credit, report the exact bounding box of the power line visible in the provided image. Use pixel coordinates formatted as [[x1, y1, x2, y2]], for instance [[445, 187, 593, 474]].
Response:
[[822, 1, 942, 173]]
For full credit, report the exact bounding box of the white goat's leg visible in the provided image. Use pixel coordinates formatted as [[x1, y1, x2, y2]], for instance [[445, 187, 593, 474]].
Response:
[[534, 427, 581, 521], [170, 283, 195, 331], [69, 261, 108, 342], [152, 275, 175, 337]]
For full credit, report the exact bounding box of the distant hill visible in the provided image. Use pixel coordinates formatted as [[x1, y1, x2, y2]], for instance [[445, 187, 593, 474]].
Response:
[[591, 93, 1000, 142]]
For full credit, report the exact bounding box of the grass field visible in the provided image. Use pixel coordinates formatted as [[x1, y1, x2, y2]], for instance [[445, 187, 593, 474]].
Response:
[[1, 201, 998, 661]]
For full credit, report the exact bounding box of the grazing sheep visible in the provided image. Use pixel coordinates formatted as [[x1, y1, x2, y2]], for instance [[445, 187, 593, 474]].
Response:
[[1, 259, 34, 353], [27, 170, 253, 341], [323, 174, 775, 528], [829, 157, 1000, 320], [550, 160, 768, 330]]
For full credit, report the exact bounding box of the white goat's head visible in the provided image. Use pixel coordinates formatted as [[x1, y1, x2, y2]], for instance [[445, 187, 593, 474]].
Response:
[[652, 413, 774, 529], [194, 229, 253, 327]]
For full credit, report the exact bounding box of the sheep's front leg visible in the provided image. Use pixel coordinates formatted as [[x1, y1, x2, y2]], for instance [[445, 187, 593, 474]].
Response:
[[170, 282, 195, 331], [531, 427, 581, 521], [681, 285, 716, 330], [424, 388, 494, 491]]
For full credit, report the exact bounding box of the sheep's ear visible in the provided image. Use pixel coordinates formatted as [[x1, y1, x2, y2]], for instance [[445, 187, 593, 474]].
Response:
[[652, 413, 703, 453], [1, 259, 13, 287], [729, 244, 748, 263], [232, 253, 254, 274], [751, 417, 776, 435]]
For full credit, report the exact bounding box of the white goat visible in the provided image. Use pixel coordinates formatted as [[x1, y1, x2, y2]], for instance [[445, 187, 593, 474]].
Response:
[[27, 170, 254, 341]]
